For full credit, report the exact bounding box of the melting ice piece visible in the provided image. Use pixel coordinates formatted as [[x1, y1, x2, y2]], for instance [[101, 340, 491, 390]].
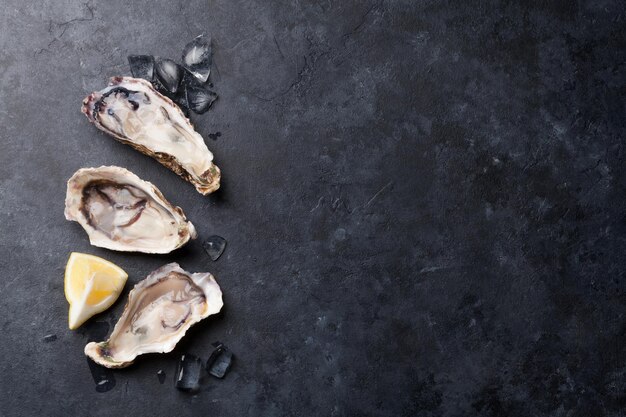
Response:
[[128, 55, 154, 81], [206, 341, 233, 378], [180, 70, 217, 114], [182, 34, 212, 83], [175, 354, 203, 392], [173, 89, 191, 116], [155, 58, 183, 94], [157, 370, 166, 384], [203, 235, 227, 261], [187, 84, 217, 114]]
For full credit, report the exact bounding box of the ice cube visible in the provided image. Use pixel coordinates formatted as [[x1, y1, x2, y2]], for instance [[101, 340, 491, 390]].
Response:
[[203, 235, 226, 261], [206, 341, 233, 379], [157, 370, 166, 384], [186, 84, 217, 114], [181, 34, 212, 83], [175, 354, 202, 392], [128, 55, 154, 81], [154, 58, 183, 94]]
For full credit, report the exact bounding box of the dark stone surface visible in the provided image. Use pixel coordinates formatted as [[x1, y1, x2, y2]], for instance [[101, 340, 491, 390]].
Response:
[[0, 1, 624, 416]]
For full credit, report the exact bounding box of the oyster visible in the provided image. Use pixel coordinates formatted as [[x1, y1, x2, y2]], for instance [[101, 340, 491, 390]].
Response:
[[65, 166, 196, 253], [85, 263, 223, 368], [82, 77, 220, 195]]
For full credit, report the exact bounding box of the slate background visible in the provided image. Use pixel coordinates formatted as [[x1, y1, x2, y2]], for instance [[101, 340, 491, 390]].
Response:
[[0, 0, 625, 416]]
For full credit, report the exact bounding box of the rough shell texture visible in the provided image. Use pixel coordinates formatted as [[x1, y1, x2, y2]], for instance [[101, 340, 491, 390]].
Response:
[[64, 166, 196, 253], [84, 263, 223, 368], [82, 77, 220, 195]]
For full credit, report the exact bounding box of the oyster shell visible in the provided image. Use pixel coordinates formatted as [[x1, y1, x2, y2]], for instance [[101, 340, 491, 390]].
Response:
[[85, 263, 223, 368], [82, 77, 220, 195], [65, 166, 196, 253]]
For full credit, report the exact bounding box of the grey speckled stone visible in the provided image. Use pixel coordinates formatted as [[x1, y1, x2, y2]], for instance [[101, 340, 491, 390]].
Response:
[[0, 0, 624, 416]]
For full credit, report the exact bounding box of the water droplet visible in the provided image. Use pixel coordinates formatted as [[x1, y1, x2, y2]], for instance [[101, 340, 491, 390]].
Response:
[[333, 228, 347, 241], [157, 370, 166, 384]]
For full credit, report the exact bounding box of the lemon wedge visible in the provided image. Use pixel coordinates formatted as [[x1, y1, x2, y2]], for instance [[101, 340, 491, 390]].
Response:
[[64, 252, 128, 330]]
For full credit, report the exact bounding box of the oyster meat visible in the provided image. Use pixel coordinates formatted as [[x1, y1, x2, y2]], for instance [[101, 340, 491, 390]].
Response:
[[65, 166, 196, 253], [82, 77, 220, 195], [85, 263, 223, 368]]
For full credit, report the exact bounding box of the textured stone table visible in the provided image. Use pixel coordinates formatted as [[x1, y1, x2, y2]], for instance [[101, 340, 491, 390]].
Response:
[[0, 1, 624, 416]]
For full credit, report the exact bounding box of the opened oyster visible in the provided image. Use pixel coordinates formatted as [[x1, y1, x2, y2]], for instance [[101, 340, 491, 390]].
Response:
[[85, 263, 223, 368], [65, 166, 196, 253], [82, 77, 220, 195]]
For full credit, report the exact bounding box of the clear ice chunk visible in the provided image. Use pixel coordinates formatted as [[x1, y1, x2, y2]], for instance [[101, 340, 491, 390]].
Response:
[[128, 55, 154, 81], [154, 58, 183, 94], [187, 84, 217, 114], [157, 370, 166, 384], [182, 34, 212, 83], [206, 341, 233, 379], [203, 235, 226, 261], [180, 70, 217, 114], [175, 354, 202, 392]]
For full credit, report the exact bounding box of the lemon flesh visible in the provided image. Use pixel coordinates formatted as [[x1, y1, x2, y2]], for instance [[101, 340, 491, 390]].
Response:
[[64, 252, 128, 330]]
